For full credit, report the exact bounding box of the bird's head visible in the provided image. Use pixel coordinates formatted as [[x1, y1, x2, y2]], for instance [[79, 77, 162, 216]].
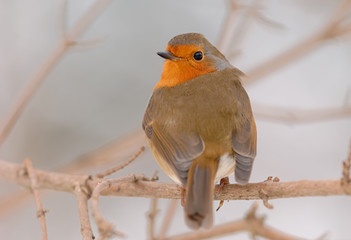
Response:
[[154, 33, 231, 90]]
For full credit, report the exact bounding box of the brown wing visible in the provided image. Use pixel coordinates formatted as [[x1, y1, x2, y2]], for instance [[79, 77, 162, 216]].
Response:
[[232, 115, 257, 185], [143, 110, 204, 185]]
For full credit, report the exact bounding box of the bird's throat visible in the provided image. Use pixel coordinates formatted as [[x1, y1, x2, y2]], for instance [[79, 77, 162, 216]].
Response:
[[154, 60, 215, 90]]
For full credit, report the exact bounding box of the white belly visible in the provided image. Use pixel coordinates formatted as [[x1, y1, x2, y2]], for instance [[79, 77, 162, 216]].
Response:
[[215, 154, 235, 182]]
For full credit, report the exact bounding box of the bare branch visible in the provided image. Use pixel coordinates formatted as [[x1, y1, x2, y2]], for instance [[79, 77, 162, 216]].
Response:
[[0, 0, 112, 148], [1, 154, 350, 239], [253, 103, 351, 124], [90, 174, 157, 239], [63, 130, 146, 173], [148, 198, 159, 240], [1, 159, 350, 200], [75, 184, 95, 240], [164, 203, 302, 240], [259, 189, 274, 209], [91, 180, 125, 240], [24, 158, 48, 240], [157, 199, 178, 239], [96, 146, 145, 178], [216, 0, 241, 53]]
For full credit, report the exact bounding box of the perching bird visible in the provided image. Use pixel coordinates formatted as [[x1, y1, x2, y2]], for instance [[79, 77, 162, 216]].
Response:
[[142, 33, 257, 229]]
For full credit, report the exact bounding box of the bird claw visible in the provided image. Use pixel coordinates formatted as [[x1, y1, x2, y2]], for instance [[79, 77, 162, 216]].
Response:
[[215, 177, 229, 211], [179, 186, 185, 207], [216, 200, 224, 211]]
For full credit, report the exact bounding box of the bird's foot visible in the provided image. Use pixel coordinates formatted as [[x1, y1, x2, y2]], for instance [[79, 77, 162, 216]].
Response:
[[215, 177, 229, 211], [179, 186, 185, 207]]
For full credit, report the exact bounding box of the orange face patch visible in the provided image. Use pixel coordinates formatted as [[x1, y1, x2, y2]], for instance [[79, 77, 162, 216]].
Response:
[[154, 44, 216, 90]]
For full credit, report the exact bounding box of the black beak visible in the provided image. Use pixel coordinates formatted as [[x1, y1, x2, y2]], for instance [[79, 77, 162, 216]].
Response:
[[157, 51, 180, 61]]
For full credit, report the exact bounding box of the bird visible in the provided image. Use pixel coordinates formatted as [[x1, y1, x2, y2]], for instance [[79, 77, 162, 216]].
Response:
[[142, 33, 257, 229]]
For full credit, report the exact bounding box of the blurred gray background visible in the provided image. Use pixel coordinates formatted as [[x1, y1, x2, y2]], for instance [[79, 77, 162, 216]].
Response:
[[0, 0, 351, 239]]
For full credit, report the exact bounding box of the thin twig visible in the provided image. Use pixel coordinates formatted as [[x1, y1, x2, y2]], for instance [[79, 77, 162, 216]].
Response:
[[157, 199, 178, 240], [148, 198, 159, 240], [90, 174, 155, 239], [165, 203, 302, 240], [224, 1, 262, 58], [63, 130, 146, 173], [253, 103, 351, 124], [96, 146, 145, 178], [24, 158, 48, 240], [75, 184, 95, 240], [0, 0, 112, 148], [216, 0, 241, 53], [259, 189, 274, 209], [91, 180, 126, 240]]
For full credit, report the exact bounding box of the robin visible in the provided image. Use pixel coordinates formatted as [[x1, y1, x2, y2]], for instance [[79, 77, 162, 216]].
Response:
[[142, 33, 257, 229]]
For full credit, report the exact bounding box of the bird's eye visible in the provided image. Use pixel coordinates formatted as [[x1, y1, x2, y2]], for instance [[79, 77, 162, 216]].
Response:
[[193, 51, 203, 61]]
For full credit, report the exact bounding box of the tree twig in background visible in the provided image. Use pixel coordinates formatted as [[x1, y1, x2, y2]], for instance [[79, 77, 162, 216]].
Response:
[[24, 158, 48, 240], [164, 203, 302, 240], [216, 0, 241, 53], [217, 1, 279, 59], [157, 199, 178, 240], [0, 0, 112, 148], [148, 198, 159, 240], [96, 146, 145, 178], [75, 184, 95, 240], [244, 0, 351, 85], [64, 130, 146, 173], [252, 103, 351, 124], [91, 180, 126, 240]]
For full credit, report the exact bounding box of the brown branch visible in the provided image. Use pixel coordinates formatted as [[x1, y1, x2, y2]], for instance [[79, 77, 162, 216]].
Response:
[[90, 174, 158, 239], [75, 184, 95, 240], [1, 159, 350, 200], [91, 180, 126, 240], [253, 103, 351, 123], [24, 158, 48, 240], [0, 0, 112, 148], [96, 146, 145, 178], [157, 199, 178, 239], [148, 198, 159, 240], [164, 203, 302, 240], [106, 178, 351, 200], [1, 156, 350, 239]]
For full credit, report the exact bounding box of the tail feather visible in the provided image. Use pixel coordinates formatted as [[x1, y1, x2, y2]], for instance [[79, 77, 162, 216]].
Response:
[[184, 159, 217, 229]]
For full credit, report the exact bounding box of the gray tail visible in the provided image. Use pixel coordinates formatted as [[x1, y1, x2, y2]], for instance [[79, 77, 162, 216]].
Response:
[[184, 159, 217, 229]]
